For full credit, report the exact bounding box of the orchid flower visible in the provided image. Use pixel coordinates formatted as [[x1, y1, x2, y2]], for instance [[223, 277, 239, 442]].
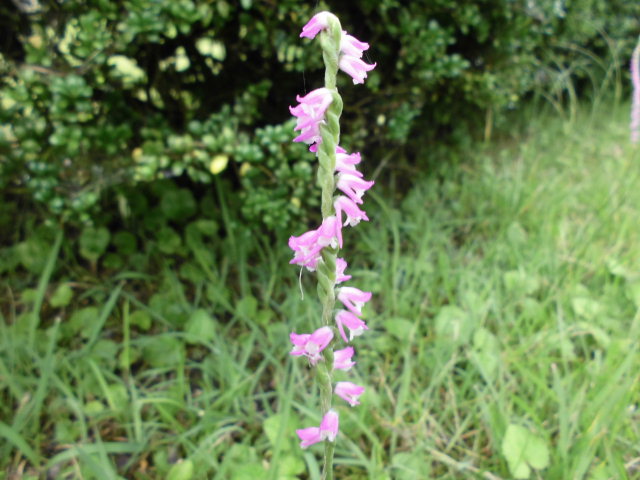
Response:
[[300, 12, 332, 39], [337, 286, 372, 316], [319, 409, 339, 441], [295, 409, 340, 448], [300, 11, 376, 85], [335, 310, 368, 342], [289, 11, 375, 469], [333, 346, 356, 370], [288, 215, 343, 270], [335, 381, 365, 407], [335, 257, 352, 283], [336, 172, 374, 204], [334, 196, 369, 227], [290, 326, 334, 365], [335, 149, 363, 177], [290, 88, 333, 146]]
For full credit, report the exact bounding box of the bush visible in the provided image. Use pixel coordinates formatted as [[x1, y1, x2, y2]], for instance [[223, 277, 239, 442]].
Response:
[[0, 0, 637, 230]]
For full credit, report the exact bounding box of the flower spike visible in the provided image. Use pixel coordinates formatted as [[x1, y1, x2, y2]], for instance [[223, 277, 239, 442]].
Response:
[[288, 11, 375, 475]]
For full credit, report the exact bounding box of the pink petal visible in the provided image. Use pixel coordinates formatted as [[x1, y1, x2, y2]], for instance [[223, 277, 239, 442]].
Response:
[[339, 55, 376, 85], [289, 332, 311, 354], [308, 326, 334, 353], [340, 32, 370, 58], [335, 150, 363, 177], [334, 196, 369, 227], [296, 427, 322, 448], [335, 310, 368, 342], [335, 381, 365, 407], [335, 257, 351, 284], [337, 286, 372, 316], [333, 346, 356, 370], [336, 172, 374, 205], [300, 12, 332, 39], [320, 410, 339, 441]]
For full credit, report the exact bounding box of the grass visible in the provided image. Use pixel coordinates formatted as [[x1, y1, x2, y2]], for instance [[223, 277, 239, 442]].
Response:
[[1, 100, 640, 479]]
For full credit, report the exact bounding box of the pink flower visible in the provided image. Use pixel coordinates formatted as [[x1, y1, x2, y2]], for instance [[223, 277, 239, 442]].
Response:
[[336, 172, 374, 204], [335, 381, 365, 407], [288, 228, 322, 270], [289, 88, 333, 146], [333, 346, 356, 370], [320, 409, 339, 441], [290, 326, 334, 365], [335, 149, 363, 177], [339, 30, 376, 84], [317, 214, 343, 249], [335, 257, 351, 284], [339, 55, 376, 85], [334, 196, 369, 227], [340, 32, 370, 58], [296, 426, 322, 448], [295, 409, 340, 449], [289, 216, 342, 270], [300, 11, 333, 39], [337, 286, 372, 316], [336, 310, 368, 342]]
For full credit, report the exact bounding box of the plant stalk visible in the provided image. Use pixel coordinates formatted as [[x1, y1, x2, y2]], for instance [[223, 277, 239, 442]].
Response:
[[316, 14, 343, 480]]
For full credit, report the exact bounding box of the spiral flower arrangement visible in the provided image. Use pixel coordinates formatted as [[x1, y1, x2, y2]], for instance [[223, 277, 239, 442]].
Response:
[[285, 11, 376, 480]]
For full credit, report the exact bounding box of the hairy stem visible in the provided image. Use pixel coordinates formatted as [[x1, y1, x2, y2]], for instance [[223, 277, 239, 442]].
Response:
[[316, 13, 342, 480]]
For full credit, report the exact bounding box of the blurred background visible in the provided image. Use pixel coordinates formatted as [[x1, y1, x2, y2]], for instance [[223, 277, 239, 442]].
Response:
[[1, 1, 639, 479]]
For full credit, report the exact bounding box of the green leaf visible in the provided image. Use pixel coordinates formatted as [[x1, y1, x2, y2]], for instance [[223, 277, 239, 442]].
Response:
[[16, 239, 48, 273], [263, 414, 286, 448], [50, 283, 73, 307], [84, 400, 105, 416], [506, 221, 528, 244], [625, 280, 640, 308], [383, 317, 414, 342], [184, 309, 216, 344], [236, 296, 257, 320], [167, 459, 194, 480], [113, 231, 137, 255], [434, 305, 473, 345], [470, 327, 500, 381], [65, 306, 99, 338], [142, 335, 184, 368], [502, 424, 550, 479], [571, 296, 602, 320], [605, 258, 631, 277], [575, 321, 610, 348], [129, 310, 152, 331], [503, 269, 540, 296], [107, 55, 146, 84], [392, 452, 431, 479], [160, 188, 196, 221], [278, 454, 305, 476], [231, 464, 267, 480], [156, 226, 182, 254], [79, 226, 110, 262]]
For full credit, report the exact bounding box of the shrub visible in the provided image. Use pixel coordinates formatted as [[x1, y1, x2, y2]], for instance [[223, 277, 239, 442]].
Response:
[[0, 0, 637, 229]]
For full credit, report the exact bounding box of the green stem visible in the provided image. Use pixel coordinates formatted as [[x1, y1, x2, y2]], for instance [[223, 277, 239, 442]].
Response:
[[315, 13, 342, 480], [322, 441, 336, 480]]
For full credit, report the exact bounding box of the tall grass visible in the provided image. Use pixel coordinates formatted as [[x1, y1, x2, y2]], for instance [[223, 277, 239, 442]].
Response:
[[1, 100, 639, 479]]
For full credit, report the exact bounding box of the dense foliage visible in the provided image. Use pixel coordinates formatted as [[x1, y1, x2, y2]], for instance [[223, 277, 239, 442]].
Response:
[[0, 0, 638, 229]]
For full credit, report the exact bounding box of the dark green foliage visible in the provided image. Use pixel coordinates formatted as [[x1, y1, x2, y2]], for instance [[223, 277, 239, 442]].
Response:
[[0, 0, 638, 229]]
